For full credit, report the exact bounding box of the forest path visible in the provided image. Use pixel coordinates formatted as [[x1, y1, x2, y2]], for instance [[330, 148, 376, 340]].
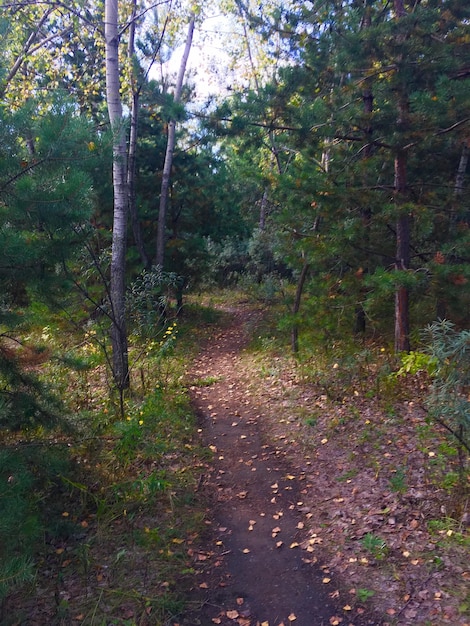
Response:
[[179, 303, 363, 626]]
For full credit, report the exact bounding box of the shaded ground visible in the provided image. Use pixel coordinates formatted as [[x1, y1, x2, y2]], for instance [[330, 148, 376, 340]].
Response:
[[180, 305, 376, 626], [179, 302, 469, 626]]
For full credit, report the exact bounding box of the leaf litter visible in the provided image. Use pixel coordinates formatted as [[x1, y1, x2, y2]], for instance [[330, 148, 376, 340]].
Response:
[[182, 301, 469, 626]]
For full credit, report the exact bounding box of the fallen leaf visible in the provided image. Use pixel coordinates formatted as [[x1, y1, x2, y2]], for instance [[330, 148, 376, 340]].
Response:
[[211, 619, 222, 624], [297, 522, 304, 529], [343, 605, 352, 611], [276, 541, 283, 548], [199, 582, 209, 589], [289, 542, 299, 549], [329, 618, 342, 625], [322, 577, 331, 583], [242, 548, 250, 553], [237, 597, 244, 605], [227, 610, 239, 619], [288, 614, 297, 622]]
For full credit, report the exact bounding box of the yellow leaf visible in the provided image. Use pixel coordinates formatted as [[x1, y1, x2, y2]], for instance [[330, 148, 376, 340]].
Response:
[[289, 542, 299, 549], [226, 610, 239, 619], [322, 577, 331, 583], [242, 548, 250, 554], [342, 605, 352, 611], [288, 614, 297, 622], [199, 582, 208, 589]]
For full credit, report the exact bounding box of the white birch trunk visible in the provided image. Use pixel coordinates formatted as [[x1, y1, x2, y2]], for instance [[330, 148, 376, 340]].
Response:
[[105, 0, 130, 390]]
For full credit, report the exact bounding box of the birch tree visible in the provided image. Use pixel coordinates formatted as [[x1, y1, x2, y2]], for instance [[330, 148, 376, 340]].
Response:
[[105, 0, 129, 392]]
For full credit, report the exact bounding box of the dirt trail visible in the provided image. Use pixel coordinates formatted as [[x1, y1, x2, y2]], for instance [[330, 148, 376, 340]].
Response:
[[180, 306, 367, 626]]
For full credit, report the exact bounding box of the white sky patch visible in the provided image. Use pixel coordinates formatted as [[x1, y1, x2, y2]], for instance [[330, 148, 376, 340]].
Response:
[[163, 12, 246, 104]]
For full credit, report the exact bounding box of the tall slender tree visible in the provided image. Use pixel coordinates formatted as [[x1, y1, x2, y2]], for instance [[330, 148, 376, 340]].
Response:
[[156, 11, 195, 268], [105, 0, 129, 392]]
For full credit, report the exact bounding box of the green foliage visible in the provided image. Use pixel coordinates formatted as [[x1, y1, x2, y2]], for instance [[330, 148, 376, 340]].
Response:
[[0, 445, 72, 599], [389, 467, 407, 494], [127, 266, 182, 338], [356, 588, 375, 603], [396, 351, 438, 377], [421, 320, 470, 453]]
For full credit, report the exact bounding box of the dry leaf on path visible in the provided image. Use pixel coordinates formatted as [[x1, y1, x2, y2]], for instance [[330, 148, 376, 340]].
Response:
[[227, 609, 239, 619]]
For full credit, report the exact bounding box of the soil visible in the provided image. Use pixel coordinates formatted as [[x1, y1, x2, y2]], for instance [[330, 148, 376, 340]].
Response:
[[180, 304, 376, 626], [178, 302, 469, 626]]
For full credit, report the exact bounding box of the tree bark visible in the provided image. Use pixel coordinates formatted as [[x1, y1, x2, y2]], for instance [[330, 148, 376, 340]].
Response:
[[454, 140, 469, 196], [127, 0, 150, 269], [155, 13, 195, 268], [393, 0, 411, 353], [105, 0, 130, 390], [291, 260, 309, 353]]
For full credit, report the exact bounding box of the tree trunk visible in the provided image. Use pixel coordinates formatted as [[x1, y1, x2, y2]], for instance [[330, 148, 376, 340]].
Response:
[[394, 150, 411, 353], [259, 188, 269, 230], [155, 14, 195, 268], [393, 0, 410, 353], [127, 0, 150, 269], [105, 0, 130, 391], [291, 260, 309, 353], [454, 140, 469, 196]]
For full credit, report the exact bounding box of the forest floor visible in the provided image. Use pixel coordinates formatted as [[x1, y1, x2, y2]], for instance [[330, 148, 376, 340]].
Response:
[[3, 297, 469, 626], [178, 299, 469, 626]]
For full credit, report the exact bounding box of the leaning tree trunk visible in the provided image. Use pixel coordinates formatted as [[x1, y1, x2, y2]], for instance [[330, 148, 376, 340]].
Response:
[[105, 0, 130, 392], [155, 13, 195, 268]]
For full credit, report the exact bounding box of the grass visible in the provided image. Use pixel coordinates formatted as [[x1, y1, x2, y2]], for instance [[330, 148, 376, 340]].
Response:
[[0, 302, 214, 625]]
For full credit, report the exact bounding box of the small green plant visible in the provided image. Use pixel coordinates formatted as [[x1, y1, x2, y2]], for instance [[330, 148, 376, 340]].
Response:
[[305, 416, 317, 427], [389, 467, 407, 493], [190, 375, 220, 387], [336, 468, 359, 482], [356, 588, 375, 603], [395, 350, 437, 377], [361, 532, 388, 560]]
